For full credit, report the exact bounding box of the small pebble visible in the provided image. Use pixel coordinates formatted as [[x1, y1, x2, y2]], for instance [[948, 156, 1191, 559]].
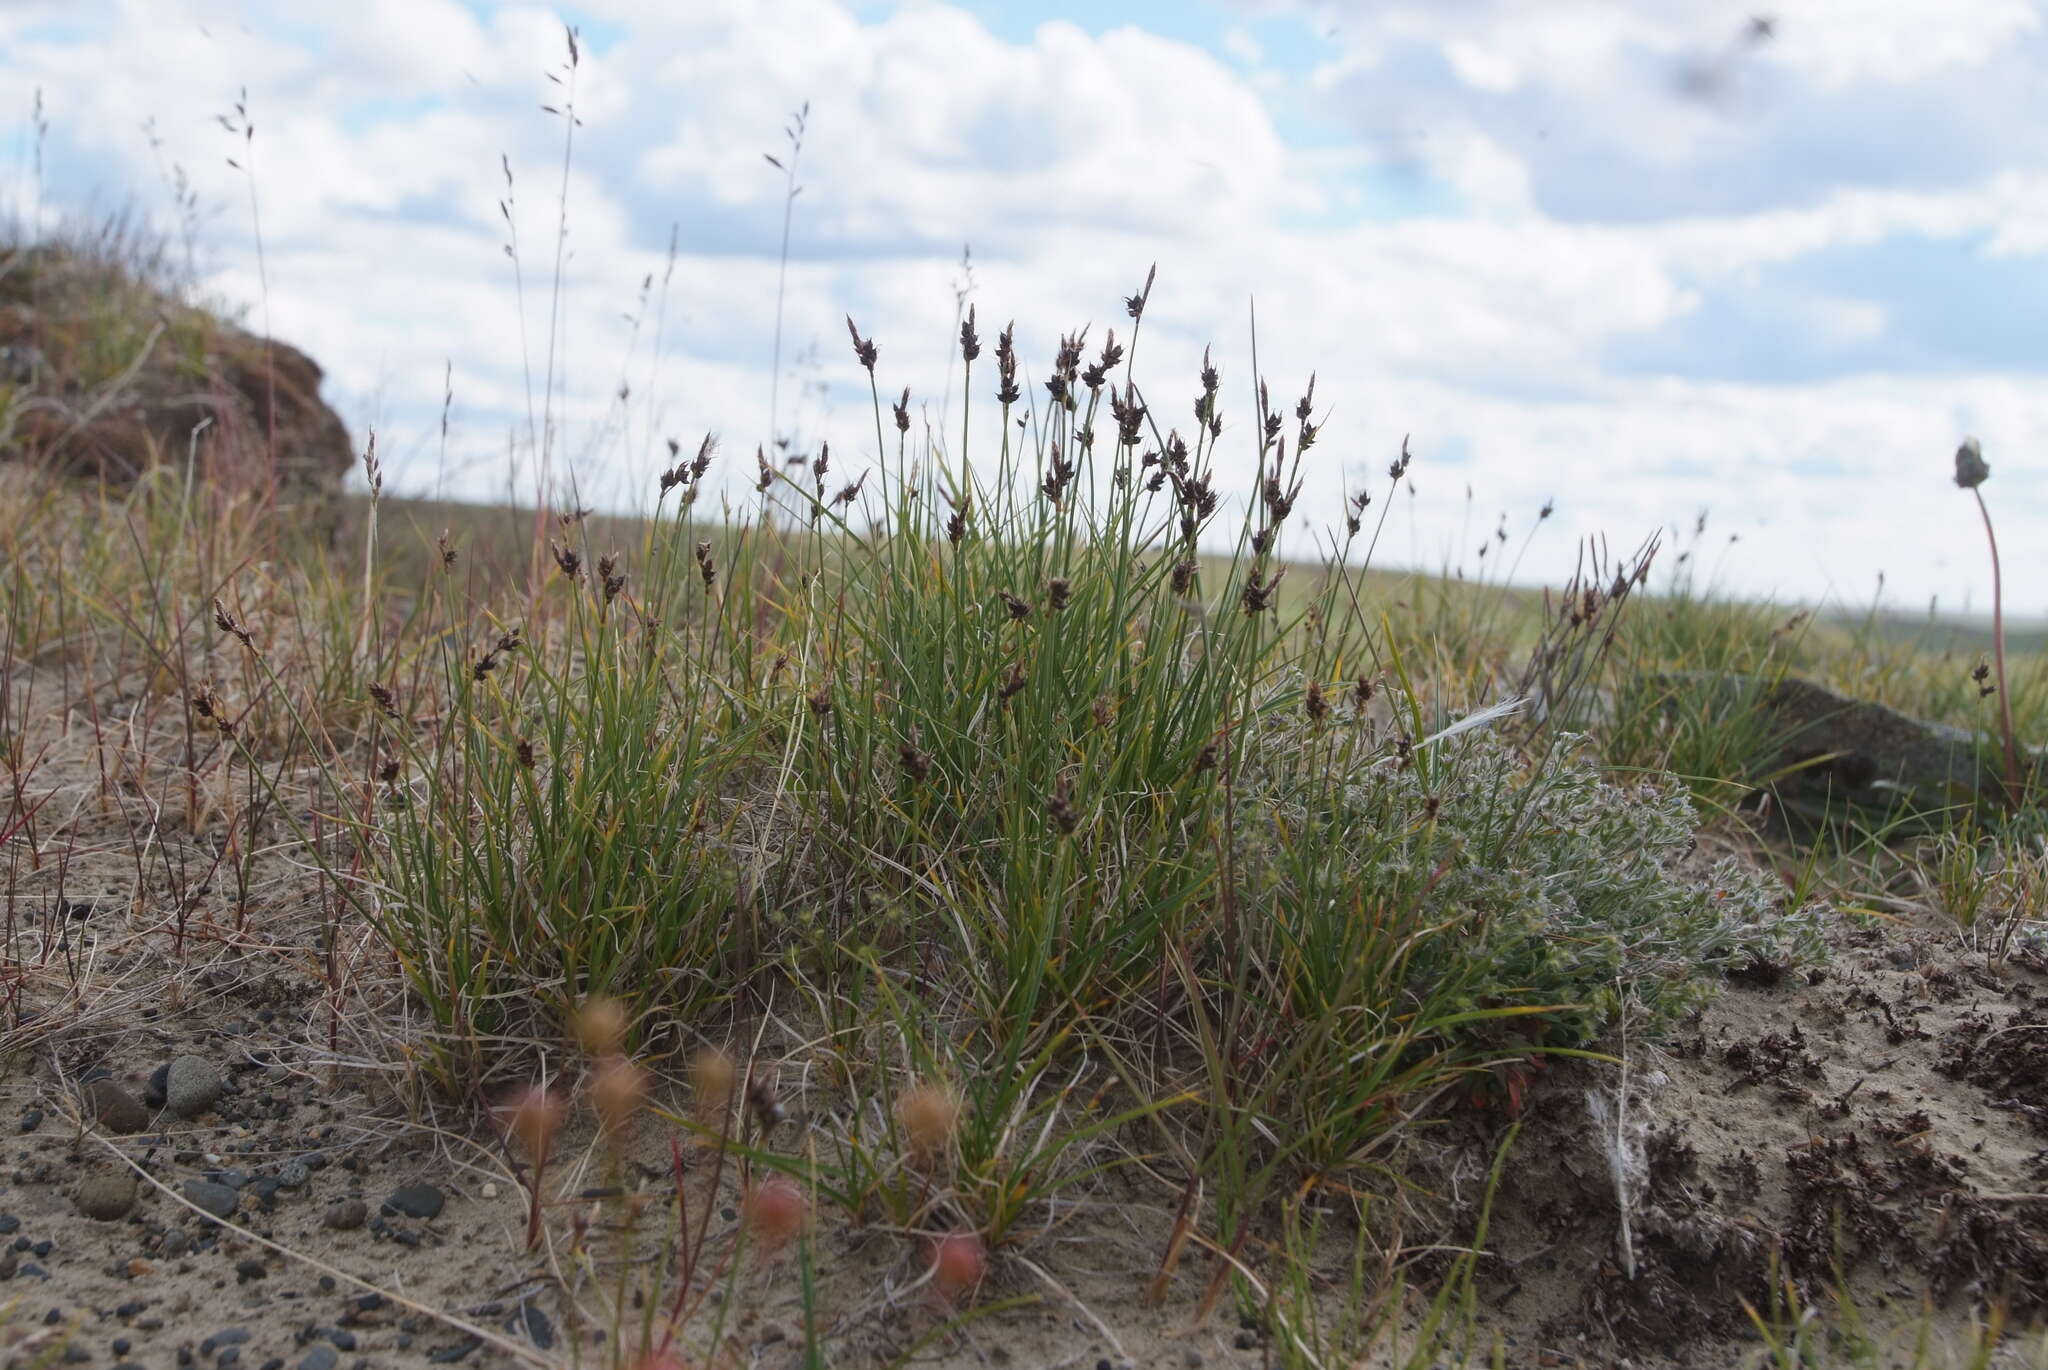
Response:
[[166, 1056, 226, 1118], [184, 1180, 240, 1221], [381, 1184, 444, 1220], [299, 1346, 338, 1370], [74, 1173, 138, 1221], [203, 1328, 253, 1356], [322, 1200, 366, 1231], [85, 1080, 149, 1135]]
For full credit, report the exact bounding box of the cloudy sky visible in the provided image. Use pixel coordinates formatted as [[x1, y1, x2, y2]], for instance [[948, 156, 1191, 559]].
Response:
[[5, 0, 2045, 614]]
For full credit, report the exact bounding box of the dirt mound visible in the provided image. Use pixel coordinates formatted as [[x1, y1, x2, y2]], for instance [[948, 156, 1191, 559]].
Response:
[[0, 240, 353, 503], [1461, 926, 2048, 1366]]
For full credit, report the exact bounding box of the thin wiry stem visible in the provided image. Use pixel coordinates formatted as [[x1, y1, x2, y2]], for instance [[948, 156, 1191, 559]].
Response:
[[1972, 487, 2023, 802]]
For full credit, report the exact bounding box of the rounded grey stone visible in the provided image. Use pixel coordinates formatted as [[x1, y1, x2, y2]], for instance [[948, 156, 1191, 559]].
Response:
[[165, 1056, 225, 1119], [183, 1179, 239, 1220]]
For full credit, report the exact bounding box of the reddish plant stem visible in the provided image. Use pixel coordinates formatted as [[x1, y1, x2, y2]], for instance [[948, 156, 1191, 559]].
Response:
[[1973, 487, 2023, 803]]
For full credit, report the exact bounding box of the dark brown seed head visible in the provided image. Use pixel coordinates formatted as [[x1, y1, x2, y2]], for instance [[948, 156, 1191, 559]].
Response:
[[1305, 680, 1328, 725], [190, 686, 233, 736], [517, 738, 537, 769], [1048, 777, 1079, 834], [378, 758, 401, 784], [960, 305, 981, 363], [1955, 437, 1989, 490], [1046, 577, 1072, 612], [211, 598, 252, 648], [1171, 560, 1197, 596], [552, 543, 582, 580], [746, 1075, 785, 1130], [1242, 569, 1284, 614], [368, 683, 400, 719], [897, 739, 931, 783], [893, 386, 911, 433], [999, 591, 1033, 622], [1124, 263, 1155, 321], [998, 661, 1027, 704], [995, 321, 1021, 405], [846, 315, 878, 372]]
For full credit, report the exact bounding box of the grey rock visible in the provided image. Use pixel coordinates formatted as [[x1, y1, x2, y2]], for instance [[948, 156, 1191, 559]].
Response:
[[144, 1063, 171, 1108], [165, 1056, 226, 1118], [1639, 673, 2043, 815], [183, 1179, 240, 1221], [299, 1348, 338, 1370], [84, 1080, 149, 1135], [510, 1301, 553, 1349], [73, 1173, 138, 1221], [202, 1328, 252, 1356], [381, 1184, 444, 1220]]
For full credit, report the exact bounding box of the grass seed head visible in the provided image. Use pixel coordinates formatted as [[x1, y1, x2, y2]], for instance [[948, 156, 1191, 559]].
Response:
[[898, 1081, 959, 1157], [691, 1048, 737, 1114], [846, 315, 877, 373], [591, 1054, 647, 1135], [743, 1177, 805, 1249], [503, 1084, 563, 1160], [932, 1231, 985, 1299], [573, 998, 628, 1055]]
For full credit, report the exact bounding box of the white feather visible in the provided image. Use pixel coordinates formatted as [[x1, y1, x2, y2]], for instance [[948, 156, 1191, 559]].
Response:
[[1419, 695, 1527, 749]]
